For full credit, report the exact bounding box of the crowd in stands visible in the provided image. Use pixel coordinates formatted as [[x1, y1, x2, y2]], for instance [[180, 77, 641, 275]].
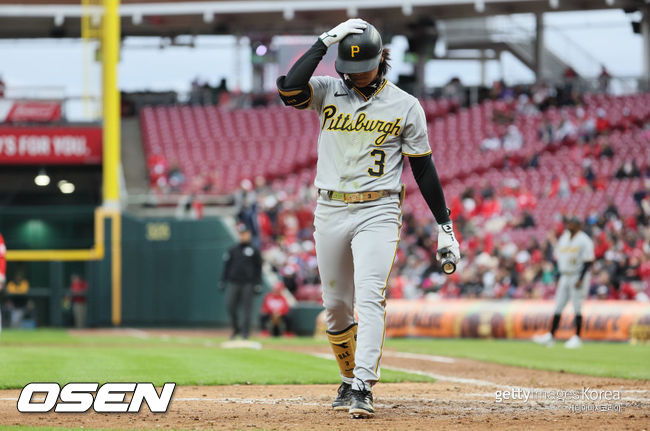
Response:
[[139, 71, 650, 303], [229, 90, 650, 304], [390, 180, 650, 302], [239, 168, 650, 305]]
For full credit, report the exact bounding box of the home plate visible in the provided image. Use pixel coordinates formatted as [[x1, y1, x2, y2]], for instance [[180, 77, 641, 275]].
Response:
[[220, 340, 262, 349]]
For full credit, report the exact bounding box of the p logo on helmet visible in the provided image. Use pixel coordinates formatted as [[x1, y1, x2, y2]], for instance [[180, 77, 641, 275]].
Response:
[[350, 45, 360, 57]]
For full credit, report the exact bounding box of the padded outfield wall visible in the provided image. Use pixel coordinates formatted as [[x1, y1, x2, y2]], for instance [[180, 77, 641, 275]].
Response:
[[99, 213, 249, 327], [316, 299, 650, 341]]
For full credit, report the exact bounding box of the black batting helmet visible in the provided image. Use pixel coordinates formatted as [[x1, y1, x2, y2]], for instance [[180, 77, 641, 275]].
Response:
[[335, 23, 383, 74]]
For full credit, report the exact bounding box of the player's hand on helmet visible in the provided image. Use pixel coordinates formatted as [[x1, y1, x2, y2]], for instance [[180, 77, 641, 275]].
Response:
[[436, 221, 460, 263], [319, 19, 367, 48]]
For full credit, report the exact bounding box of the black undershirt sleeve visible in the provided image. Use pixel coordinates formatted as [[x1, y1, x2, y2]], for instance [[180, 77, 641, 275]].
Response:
[[409, 155, 451, 225], [282, 39, 328, 89], [578, 261, 593, 281]]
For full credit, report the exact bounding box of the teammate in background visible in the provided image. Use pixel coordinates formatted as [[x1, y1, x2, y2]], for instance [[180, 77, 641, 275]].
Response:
[[0, 233, 6, 336], [277, 19, 460, 418], [534, 217, 594, 348], [221, 224, 263, 340]]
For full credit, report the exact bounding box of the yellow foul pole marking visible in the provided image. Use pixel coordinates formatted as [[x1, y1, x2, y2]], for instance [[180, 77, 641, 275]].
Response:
[[102, 0, 122, 326], [102, 0, 120, 207], [110, 212, 122, 326]]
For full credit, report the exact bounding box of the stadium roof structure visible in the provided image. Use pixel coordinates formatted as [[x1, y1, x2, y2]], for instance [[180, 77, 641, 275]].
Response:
[[0, 0, 646, 39]]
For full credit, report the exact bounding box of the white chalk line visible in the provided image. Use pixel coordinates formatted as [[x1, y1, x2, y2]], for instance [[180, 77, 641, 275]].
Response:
[[385, 351, 455, 364], [124, 328, 150, 339], [112, 329, 649, 397], [308, 352, 650, 397]]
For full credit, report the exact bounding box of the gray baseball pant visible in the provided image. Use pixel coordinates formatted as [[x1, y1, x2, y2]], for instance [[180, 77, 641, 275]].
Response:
[[314, 195, 401, 390]]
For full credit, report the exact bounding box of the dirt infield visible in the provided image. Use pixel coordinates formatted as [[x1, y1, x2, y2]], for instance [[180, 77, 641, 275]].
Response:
[[1, 344, 649, 430]]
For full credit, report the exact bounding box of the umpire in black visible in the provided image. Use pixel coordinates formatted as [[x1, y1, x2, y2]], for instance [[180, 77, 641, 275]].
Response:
[[221, 224, 263, 339]]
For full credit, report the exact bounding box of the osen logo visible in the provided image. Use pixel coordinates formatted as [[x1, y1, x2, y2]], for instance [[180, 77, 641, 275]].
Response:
[[351, 45, 359, 57], [17, 382, 176, 413]]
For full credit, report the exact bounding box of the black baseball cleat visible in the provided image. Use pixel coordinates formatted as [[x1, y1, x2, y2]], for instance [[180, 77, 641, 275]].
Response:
[[349, 389, 374, 418], [332, 382, 353, 410]]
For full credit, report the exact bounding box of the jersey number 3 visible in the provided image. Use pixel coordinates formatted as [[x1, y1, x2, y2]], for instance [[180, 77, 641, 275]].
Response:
[[368, 149, 386, 177]]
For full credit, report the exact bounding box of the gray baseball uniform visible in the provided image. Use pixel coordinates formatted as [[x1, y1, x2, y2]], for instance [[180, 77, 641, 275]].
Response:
[[553, 230, 595, 314], [308, 76, 432, 193], [277, 27, 457, 405], [304, 76, 430, 389]]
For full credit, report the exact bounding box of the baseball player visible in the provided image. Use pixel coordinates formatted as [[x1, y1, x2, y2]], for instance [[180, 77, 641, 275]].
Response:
[[277, 19, 460, 418], [534, 217, 594, 348]]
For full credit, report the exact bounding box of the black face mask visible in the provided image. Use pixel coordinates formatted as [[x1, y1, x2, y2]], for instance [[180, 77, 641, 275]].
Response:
[[338, 71, 383, 89], [339, 73, 384, 98]]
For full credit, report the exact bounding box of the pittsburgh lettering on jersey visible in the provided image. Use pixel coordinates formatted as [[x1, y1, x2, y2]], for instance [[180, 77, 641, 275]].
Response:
[[321, 105, 402, 145]]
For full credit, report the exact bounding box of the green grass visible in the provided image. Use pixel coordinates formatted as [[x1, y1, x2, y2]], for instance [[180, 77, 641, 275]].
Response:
[[2, 329, 647, 390], [0, 329, 226, 346], [385, 338, 650, 380], [0, 330, 431, 389]]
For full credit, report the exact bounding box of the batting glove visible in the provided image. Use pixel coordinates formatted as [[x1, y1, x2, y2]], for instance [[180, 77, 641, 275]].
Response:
[[319, 19, 367, 48], [436, 221, 460, 262]]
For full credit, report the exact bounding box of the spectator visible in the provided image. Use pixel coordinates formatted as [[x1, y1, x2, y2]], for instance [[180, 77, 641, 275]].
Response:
[[480, 133, 501, 151], [576, 107, 596, 141], [515, 94, 539, 115], [502, 125, 523, 152], [560, 67, 579, 106], [221, 224, 263, 340], [615, 160, 641, 179], [175, 194, 204, 220], [514, 211, 535, 229], [168, 163, 185, 192], [0, 75, 5, 98], [598, 136, 614, 158], [189, 77, 202, 105], [260, 281, 293, 337], [442, 77, 466, 107], [582, 160, 597, 187], [595, 108, 610, 134], [6, 271, 29, 328], [604, 198, 620, 220], [598, 66, 612, 94], [556, 113, 578, 143], [532, 82, 554, 110], [147, 153, 169, 193], [538, 118, 556, 145], [69, 274, 88, 329], [236, 179, 260, 246]]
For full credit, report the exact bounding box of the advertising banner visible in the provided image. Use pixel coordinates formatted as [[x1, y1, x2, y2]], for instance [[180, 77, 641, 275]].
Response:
[[316, 299, 650, 341], [0, 99, 62, 123], [0, 126, 102, 164]]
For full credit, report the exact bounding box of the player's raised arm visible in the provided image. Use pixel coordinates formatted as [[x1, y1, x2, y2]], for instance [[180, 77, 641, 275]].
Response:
[[276, 19, 366, 109]]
